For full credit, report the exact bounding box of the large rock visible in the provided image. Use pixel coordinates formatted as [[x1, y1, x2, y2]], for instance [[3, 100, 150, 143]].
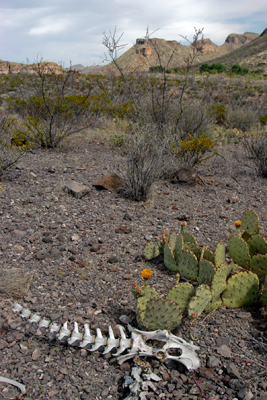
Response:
[[177, 166, 197, 183], [92, 173, 125, 192], [63, 181, 90, 198]]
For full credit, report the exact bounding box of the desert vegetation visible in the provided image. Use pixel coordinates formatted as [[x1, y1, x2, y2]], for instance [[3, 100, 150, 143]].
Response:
[[1, 29, 267, 400], [1, 29, 267, 192]]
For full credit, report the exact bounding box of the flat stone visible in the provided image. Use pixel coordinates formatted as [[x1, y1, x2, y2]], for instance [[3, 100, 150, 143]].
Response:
[[227, 362, 241, 379], [207, 356, 220, 368], [63, 181, 90, 198], [217, 344, 231, 358]]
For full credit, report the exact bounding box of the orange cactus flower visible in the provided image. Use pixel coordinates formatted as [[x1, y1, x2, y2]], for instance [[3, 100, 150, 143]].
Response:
[[181, 221, 187, 226], [235, 221, 242, 227], [141, 269, 153, 279]]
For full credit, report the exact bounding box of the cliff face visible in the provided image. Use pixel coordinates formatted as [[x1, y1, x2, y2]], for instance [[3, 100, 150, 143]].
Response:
[[225, 32, 259, 46], [0, 61, 63, 75]]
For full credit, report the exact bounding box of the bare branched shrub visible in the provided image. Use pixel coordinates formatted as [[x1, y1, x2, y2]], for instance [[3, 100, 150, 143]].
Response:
[[7, 60, 102, 148], [242, 127, 267, 177], [228, 108, 258, 131], [119, 134, 168, 201], [0, 112, 27, 178]]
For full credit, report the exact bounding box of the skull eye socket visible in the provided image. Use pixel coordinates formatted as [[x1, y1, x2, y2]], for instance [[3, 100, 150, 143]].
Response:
[[167, 348, 183, 357]]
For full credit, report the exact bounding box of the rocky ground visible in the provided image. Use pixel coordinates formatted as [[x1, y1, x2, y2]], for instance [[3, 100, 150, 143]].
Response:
[[0, 131, 267, 400]]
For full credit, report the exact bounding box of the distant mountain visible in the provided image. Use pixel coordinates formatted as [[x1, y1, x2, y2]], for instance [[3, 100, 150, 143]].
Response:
[[0, 60, 62, 75], [203, 28, 267, 72], [97, 32, 261, 74]]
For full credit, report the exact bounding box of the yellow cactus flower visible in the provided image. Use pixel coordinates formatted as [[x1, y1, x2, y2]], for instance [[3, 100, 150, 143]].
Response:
[[235, 221, 242, 227], [141, 269, 153, 279]]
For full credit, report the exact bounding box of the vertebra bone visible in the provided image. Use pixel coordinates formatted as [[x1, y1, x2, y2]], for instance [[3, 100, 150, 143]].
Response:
[[13, 302, 200, 370]]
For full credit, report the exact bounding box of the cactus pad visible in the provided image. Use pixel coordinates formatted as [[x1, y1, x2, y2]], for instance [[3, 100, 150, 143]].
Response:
[[143, 242, 160, 260], [136, 286, 159, 325], [211, 263, 232, 300], [164, 243, 178, 272], [250, 254, 267, 282], [198, 259, 216, 285], [177, 250, 199, 281], [248, 234, 267, 256], [221, 271, 259, 308], [215, 242, 226, 268], [260, 276, 267, 307], [184, 242, 202, 260], [241, 209, 259, 235], [169, 231, 177, 252], [182, 231, 197, 245], [174, 233, 184, 262], [205, 297, 223, 312], [188, 285, 212, 319], [228, 236, 250, 268], [166, 282, 195, 312], [202, 248, 215, 264], [142, 298, 183, 331]]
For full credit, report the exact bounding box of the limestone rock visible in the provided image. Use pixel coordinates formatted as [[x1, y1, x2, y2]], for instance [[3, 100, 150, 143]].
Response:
[[63, 181, 90, 198], [92, 173, 125, 192], [177, 166, 197, 183]]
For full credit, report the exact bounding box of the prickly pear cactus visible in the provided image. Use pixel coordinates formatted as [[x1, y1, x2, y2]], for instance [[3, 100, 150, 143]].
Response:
[[215, 242, 226, 268], [188, 285, 212, 319], [250, 254, 267, 282], [228, 236, 250, 268], [197, 259, 215, 285], [143, 242, 160, 260], [142, 298, 183, 331], [166, 282, 195, 312], [173, 233, 184, 262], [202, 248, 215, 264], [169, 231, 178, 252], [210, 263, 232, 300], [164, 243, 178, 272], [177, 250, 199, 281], [241, 209, 259, 236], [260, 276, 267, 307], [248, 234, 267, 257], [221, 271, 259, 308], [136, 286, 159, 327]]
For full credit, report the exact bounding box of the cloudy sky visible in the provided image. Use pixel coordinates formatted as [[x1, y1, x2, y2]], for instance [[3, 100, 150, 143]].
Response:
[[1, 0, 267, 67]]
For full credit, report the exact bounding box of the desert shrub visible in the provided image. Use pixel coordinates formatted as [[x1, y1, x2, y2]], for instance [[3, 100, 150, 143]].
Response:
[[231, 64, 249, 75], [119, 134, 167, 201], [6, 61, 101, 148], [149, 65, 165, 72], [0, 112, 29, 177], [242, 127, 267, 177], [228, 108, 258, 131], [200, 63, 227, 74], [259, 115, 267, 126], [210, 103, 229, 125], [171, 133, 217, 166]]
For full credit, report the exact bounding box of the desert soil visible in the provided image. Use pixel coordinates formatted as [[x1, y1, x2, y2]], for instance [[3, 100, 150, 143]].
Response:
[[0, 131, 267, 400]]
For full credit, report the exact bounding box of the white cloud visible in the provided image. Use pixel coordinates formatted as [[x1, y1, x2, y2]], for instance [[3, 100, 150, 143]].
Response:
[[0, 0, 266, 66]]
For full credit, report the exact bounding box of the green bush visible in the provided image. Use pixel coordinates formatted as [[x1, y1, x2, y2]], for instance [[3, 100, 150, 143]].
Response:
[[200, 63, 227, 74]]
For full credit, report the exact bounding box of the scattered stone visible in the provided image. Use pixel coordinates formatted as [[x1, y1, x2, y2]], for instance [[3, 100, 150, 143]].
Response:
[[92, 173, 125, 192], [227, 194, 239, 203], [115, 225, 132, 234], [177, 166, 197, 183], [63, 181, 90, 198], [227, 362, 241, 379], [207, 356, 220, 368], [217, 344, 231, 358]]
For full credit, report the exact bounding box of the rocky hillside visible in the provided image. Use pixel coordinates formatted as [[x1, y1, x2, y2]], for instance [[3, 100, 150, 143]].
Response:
[[97, 32, 260, 74], [0, 60, 62, 75], [205, 28, 267, 73]]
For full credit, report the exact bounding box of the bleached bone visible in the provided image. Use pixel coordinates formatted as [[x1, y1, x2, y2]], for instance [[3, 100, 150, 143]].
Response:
[[13, 302, 200, 370]]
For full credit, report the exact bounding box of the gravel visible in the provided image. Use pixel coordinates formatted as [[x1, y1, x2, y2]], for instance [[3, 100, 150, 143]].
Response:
[[0, 133, 267, 399]]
